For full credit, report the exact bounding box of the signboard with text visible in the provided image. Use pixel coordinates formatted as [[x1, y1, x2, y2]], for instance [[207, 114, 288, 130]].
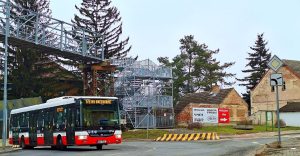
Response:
[[218, 108, 230, 123], [193, 108, 218, 124]]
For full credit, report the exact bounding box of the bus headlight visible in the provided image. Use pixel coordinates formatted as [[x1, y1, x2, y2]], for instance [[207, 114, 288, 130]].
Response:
[[78, 135, 87, 140], [115, 134, 121, 139], [114, 130, 122, 139]]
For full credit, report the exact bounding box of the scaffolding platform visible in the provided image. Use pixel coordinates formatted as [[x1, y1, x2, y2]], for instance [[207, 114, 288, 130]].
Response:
[[113, 59, 174, 129]]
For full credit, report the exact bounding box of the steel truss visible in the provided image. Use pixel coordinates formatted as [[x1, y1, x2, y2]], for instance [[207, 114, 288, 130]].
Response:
[[0, 0, 104, 62], [112, 58, 174, 129]]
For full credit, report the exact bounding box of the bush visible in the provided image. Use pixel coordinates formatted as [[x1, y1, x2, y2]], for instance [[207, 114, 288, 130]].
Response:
[[187, 122, 203, 130], [275, 119, 286, 128], [237, 119, 253, 125], [121, 124, 128, 132]]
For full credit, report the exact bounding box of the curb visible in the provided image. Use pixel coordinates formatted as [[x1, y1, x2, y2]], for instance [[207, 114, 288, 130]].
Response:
[[0, 147, 20, 154]]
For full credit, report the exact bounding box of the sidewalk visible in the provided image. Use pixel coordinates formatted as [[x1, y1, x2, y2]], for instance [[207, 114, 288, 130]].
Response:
[[256, 137, 300, 156], [0, 140, 20, 154]]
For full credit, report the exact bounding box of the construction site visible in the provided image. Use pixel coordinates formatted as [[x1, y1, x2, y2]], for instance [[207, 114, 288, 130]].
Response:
[[0, 0, 174, 129]]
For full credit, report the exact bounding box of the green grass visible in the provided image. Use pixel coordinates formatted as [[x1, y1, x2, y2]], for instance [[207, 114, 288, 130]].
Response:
[[123, 129, 169, 140], [122, 125, 300, 140]]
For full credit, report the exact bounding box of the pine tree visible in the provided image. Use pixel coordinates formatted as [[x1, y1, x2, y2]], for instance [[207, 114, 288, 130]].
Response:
[[238, 33, 271, 106], [4, 0, 75, 100], [72, 0, 131, 59], [158, 35, 235, 105]]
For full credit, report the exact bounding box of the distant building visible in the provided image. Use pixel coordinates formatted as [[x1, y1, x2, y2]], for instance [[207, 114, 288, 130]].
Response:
[[251, 59, 300, 125], [175, 86, 248, 126]]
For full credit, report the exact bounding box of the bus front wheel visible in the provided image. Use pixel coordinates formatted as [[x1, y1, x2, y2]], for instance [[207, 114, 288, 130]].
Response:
[[96, 145, 103, 150]]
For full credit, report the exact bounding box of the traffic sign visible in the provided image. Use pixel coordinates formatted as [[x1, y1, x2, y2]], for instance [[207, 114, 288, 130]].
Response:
[[270, 73, 283, 86], [218, 108, 230, 123], [267, 55, 283, 72]]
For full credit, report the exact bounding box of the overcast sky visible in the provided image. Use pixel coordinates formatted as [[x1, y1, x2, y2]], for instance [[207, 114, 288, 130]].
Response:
[[50, 0, 300, 94]]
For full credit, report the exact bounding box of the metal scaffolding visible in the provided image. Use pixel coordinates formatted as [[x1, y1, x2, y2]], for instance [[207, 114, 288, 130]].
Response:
[[0, 0, 104, 62], [0, 0, 105, 147], [112, 58, 174, 128]]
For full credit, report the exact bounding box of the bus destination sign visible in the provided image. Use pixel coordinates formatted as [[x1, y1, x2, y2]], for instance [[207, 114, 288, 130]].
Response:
[[85, 99, 112, 105]]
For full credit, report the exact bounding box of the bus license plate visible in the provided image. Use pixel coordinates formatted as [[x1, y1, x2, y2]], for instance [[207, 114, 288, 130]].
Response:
[[98, 140, 106, 144]]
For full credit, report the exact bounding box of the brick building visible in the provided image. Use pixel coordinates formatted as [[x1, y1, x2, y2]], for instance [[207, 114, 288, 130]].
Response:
[[175, 86, 248, 126], [251, 59, 300, 125]]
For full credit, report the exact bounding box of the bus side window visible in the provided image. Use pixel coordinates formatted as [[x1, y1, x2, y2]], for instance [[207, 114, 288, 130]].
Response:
[[37, 110, 44, 132], [76, 107, 80, 127], [55, 107, 65, 131]]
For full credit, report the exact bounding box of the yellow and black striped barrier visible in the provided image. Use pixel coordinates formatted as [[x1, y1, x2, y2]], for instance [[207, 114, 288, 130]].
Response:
[[155, 133, 220, 141]]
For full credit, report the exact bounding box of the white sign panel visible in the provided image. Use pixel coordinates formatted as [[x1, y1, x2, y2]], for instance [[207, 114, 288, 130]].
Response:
[[193, 108, 218, 124], [270, 73, 283, 86]]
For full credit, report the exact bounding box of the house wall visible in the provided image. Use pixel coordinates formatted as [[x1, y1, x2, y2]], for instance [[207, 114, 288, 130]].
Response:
[[220, 90, 248, 122], [251, 66, 300, 124], [176, 89, 248, 126]]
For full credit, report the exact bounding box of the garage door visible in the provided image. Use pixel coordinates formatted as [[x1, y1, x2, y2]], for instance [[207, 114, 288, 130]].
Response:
[[280, 112, 300, 127]]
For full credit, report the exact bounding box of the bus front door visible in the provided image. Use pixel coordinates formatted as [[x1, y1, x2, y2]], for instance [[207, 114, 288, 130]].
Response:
[[29, 112, 37, 146], [66, 107, 75, 145]]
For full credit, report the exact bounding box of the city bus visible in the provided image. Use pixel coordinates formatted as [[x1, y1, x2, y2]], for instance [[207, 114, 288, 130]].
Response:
[[9, 96, 122, 150]]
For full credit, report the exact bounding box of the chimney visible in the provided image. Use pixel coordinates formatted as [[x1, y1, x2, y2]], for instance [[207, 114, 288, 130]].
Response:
[[211, 85, 221, 94]]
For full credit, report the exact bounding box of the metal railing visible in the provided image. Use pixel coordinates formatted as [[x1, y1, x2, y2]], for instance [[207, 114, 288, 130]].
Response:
[[0, 0, 104, 61]]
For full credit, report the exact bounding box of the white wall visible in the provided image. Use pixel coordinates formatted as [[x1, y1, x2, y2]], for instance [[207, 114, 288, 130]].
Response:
[[280, 112, 300, 127]]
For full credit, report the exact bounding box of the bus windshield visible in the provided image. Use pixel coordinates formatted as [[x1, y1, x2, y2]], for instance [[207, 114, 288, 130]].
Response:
[[82, 99, 119, 128]]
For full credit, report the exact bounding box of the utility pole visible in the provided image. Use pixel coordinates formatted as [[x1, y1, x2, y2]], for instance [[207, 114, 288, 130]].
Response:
[[2, 0, 10, 148], [275, 84, 281, 144]]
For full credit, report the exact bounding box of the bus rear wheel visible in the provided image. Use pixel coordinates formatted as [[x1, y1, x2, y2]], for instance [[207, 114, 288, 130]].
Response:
[[96, 145, 103, 150], [20, 137, 33, 149], [20, 138, 26, 149]]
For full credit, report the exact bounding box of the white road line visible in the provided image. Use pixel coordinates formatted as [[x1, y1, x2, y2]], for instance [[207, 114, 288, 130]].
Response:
[[252, 141, 264, 145]]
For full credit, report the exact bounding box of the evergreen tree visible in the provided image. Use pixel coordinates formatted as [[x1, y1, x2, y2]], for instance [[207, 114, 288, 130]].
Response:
[[72, 0, 131, 59], [158, 35, 235, 105], [7, 0, 53, 99], [238, 33, 271, 106]]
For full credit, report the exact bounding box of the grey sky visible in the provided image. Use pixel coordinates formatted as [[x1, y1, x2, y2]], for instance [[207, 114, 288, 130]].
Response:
[[50, 0, 300, 94]]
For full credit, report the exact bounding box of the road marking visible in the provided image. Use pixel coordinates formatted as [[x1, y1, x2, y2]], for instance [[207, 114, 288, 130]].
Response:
[[188, 133, 195, 141], [166, 134, 173, 141], [252, 142, 264, 145], [194, 133, 201, 141], [176, 134, 183, 141], [207, 133, 211, 140], [201, 133, 206, 140], [160, 134, 168, 141], [171, 134, 178, 141], [181, 134, 189, 141]]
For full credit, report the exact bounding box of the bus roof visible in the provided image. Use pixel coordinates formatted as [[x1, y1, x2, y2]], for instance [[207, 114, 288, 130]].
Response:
[[10, 96, 118, 115]]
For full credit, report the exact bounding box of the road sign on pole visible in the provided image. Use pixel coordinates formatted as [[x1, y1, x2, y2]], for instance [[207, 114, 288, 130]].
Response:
[[270, 74, 283, 86], [267, 55, 283, 72], [268, 55, 284, 146]]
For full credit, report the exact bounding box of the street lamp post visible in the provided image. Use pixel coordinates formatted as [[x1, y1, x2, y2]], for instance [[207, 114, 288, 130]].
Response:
[[2, 0, 10, 148]]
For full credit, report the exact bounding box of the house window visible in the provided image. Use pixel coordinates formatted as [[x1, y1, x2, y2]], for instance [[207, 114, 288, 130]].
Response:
[[282, 81, 286, 91]]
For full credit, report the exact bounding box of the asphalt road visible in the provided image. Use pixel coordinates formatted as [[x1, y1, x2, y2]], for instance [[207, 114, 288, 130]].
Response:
[[1, 137, 291, 156]]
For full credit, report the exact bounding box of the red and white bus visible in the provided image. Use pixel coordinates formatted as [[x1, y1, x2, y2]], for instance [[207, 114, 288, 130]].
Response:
[[9, 96, 122, 150]]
